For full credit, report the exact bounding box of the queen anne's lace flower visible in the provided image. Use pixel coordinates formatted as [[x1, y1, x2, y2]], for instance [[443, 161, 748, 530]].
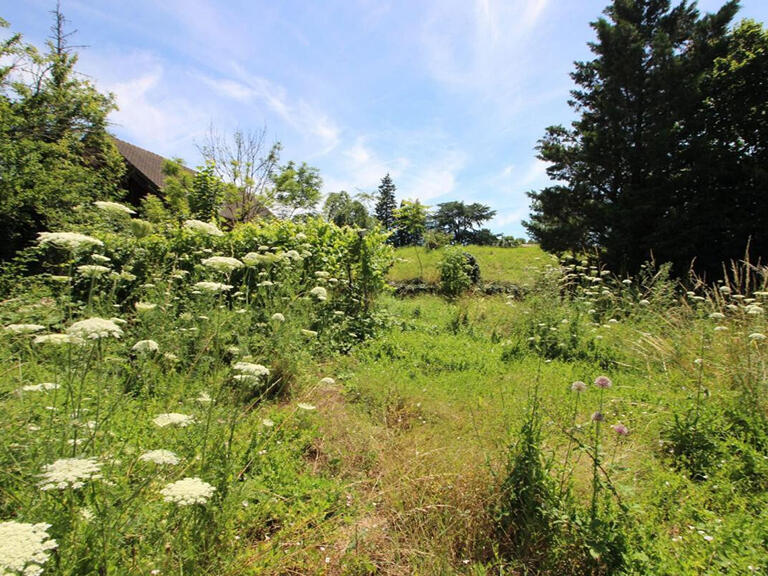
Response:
[[193, 281, 233, 293], [160, 477, 215, 505], [270, 313, 285, 323], [139, 449, 180, 465], [183, 219, 224, 237], [94, 200, 135, 215], [66, 318, 124, 340], [319, 377, 336, 386], [201, 256, 243, 273], [77, 264, 111, 278], [153, 413, 194, 427], [21, 383, 59, 392], [132, 340, 159, 354], [233, 362, 270, 377], [38, 457, 102, 491], [38, 232, 103, 251], [309, 286, 328, 301], [134, 302, 157, 312], [0, 521, 57, 576], [32, 333, 84, 346], [297, 402, 316, 411], [5, 324, 46, 334]]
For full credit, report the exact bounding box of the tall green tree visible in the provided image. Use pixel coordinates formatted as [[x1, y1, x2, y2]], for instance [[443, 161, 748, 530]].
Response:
[[524, 0, 759, 275], [0, 10, 124, 259], [393, 199, 428, 246], [374, 173, 397, 232], [323, 191, 371, 228], [431, 201, 496, 244], [271, 160, 323, 218]]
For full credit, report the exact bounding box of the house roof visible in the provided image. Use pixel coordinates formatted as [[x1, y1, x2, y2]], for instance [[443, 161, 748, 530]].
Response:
[[111, 136, 195, 190]]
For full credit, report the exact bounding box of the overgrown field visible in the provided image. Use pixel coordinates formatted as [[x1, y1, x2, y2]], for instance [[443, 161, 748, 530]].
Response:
[[2, 218, 768, 575]]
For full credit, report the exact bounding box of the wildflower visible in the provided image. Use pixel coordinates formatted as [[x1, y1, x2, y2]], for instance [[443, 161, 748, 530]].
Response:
[[746, 305, 764, 315], [319, 377, 336, 386], [295, 232, 308, 241], [638, 299, 650, 306], [201, 256, 244, 274], [94, 200, 135, 215], [594, 375, 612, 389], [139, 449, 180, 466], [76, 264, 110, 278], [301, 329, 318, 338], [91, 254, 111, 263], [284, 250, 301, 261], [183, 219, 224, 237], [315, 271, 330, 279], [297, 402, 316, 411], [38, 231, 103, 251], [257, 280, 274, 287], [67, 317, 124, 340], [160, 477, 215, 506], [21, 382, 59, 392], [591, 411, 605, 422], [749, 333, 766, 341], [309, 286, 328, 301], [708, 312, 725, 320], [612, 423, 629, 436], [5, 324, 45, 334], [153, 413, 194, 427], [38, 457, 102, 490], [196, 391, 212, 404], [714, 326, 728, 332], [233, 362, 270, 378], [32, 333, 84, 346], [0, 521, 57, 576], [270, 313, 285, 323], [718, 286, 731, 294], [622, 279, 632, 285], [571, 381, 587, 392], [193, 281, 233, 293], [132, 340, 159, 354], [262, 418, 275, 427], [134, 302, 157, 312]]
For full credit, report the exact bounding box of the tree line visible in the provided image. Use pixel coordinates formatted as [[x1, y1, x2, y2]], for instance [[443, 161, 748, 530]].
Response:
[[524, 0, 768, 276]]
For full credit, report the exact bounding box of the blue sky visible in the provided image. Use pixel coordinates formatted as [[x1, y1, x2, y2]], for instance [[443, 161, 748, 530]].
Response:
[[6, 1, 768, 236]]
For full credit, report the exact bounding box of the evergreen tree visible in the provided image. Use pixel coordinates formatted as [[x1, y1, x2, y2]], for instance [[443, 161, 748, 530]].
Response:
[[374, 173, 397, 231], [524, 0, 750, 275]]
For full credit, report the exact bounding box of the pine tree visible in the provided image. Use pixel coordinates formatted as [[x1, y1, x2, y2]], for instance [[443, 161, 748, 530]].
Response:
[[374, 173, 397, 232], [524, 0, 745, 275]]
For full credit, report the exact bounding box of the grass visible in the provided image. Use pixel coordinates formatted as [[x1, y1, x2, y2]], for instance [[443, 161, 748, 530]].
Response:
[[387, 244, 553, 285]]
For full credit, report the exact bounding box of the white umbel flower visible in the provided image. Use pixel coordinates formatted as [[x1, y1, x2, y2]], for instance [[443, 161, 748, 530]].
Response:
[[319, 377, 336, 386], [183, 219, 224, 237], [193, 281, 232, 293], [297, 402, 316, 411], [5, 324, 46, 334], [201, 256, 243, 274], [94, 200, 135, 215], [160, 477, 215, 505], [232, 362, 270, 377], [134, 302, 157, 313], [77, 264, 111, 278], [153, 413, 194, 427], [32, 333, 84, 346], [66, 318, 124, 340], [37, 232, 103, 251], [38, 457, 102, 491], [139, 449, 180, 466], [20, 382, 59, 392], [132, 340, 159, 354], [0, 521, 57, 576], [309, 286, 328, 301], [270, 313, 285, 323]]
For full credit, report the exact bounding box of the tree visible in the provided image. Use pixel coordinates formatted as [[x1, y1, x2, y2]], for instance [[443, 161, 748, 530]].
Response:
[[271, 161, 322, 218], [198, 125, 280, 223], [393, 199, 428, 246], [430, 201, 496, 244], [374, 173, 397, 232], [323, 191, 371, 228], [524, 0, 760, 275], [0, 9, 124, 260]]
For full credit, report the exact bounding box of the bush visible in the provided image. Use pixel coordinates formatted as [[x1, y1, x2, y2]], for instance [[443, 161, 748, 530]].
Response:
[[438, 246, 478, 297], [424, 230, 452, 251]]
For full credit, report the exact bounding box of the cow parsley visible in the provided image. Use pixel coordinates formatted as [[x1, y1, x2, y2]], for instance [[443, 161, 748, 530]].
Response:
[[5, 324, 46, 334], [0, 521, 57, 576], [193, 281, 233, 293], [139, 449, 180, 466], [201, 256, 243, 274], [132, 339, 159, 354], [38, 457, 102, 491], [160, 477, 215, 505], [32, 333, 84, 346], [94, 200, 135, 215], [66, 318, 124, 340], [153, 413, 194, 427], [38, 232, 103, 251], [183, 219, 224, 237], [309, 286, 328, 301]]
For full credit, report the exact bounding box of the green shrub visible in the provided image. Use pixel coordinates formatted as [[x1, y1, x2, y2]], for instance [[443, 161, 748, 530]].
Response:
[[438, 246, 477, 297]]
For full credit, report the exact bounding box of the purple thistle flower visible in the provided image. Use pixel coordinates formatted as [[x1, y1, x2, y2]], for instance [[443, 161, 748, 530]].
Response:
[[571, 381, 587, 392], [594, 375, 612, 389], [591, 411, 605, 422], [612, 423, 629, 436]]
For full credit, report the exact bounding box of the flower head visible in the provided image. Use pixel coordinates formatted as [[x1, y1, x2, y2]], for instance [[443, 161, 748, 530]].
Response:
[[32, 333, 84, 346], [160, 477, 215, 505], [38, 457, 102, 491], [139, 449, 180, 466], [183, 219, 224, 237], [594, 375, 612, 389], [5, 324, 46, 335], [201, 256, 244, 274], [94, 200, 135, 215], [0, 521, 57, 576], [66, 317, 124, 340], [612, 423, 629, 436], [21, 382, 59, 393], [38, 232, 103, 251], [153, 413, 194, 427], [77, 264, 111, 278], [749, 332, 766, 341], [319, 377, 336, 386], [132, 339, 159, 354], [297, 402, 316, 411], [309, 286, 328, 301], [571, 380, 587, 392], [134, 302, 157, 313], [591, 411, 605, 422], [270, 313, 285, 323], [193, 281, 232, 293]]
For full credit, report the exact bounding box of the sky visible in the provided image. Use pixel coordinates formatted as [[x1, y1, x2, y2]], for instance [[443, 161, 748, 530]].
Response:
[[5, 0, 768, 237]]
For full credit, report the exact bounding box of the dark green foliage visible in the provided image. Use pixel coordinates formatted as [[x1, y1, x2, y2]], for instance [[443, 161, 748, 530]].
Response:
[[0, 13, 125, 260], [374, 173, 397, 232], [438, 246, 479, 297], [430, 201, 496, 244], [272, 160, 323, 218], [323, 191, 371, 228], [392, 199, 427, 246], [525, 1, 768, 276]]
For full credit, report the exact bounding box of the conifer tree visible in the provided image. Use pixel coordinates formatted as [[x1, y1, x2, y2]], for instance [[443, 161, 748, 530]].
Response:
[[374, 173, 397, 232]]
